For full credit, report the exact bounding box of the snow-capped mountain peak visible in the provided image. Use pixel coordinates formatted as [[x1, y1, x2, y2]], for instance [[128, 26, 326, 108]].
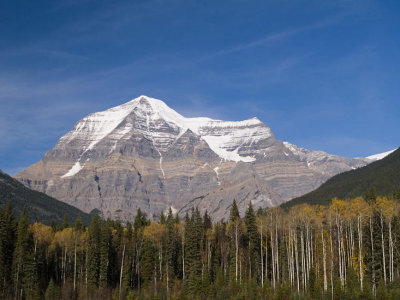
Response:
[[366, 149, 396, 161], [17, 95, 375, 221], [58, 96, 273, 177]]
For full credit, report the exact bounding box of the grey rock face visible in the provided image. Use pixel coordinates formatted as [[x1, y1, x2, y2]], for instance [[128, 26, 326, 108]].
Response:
[[16, 95, 370, 221]]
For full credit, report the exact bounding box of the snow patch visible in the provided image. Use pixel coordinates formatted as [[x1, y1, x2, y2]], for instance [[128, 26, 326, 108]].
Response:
[[170, 206, 178, 215], [366, 149, 396, 161], [283, 141, 300, 156], [57, 95, 273, 176], [213, 166, 221, 185], [61, 162, 83, 178]]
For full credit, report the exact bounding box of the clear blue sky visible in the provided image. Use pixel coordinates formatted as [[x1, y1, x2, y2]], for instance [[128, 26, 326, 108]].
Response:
[[1, 0, 399, 175]]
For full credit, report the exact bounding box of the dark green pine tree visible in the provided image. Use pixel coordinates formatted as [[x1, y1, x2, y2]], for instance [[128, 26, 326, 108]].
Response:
[[74, 215, 84, 232], [345, 266, 360, 299], [174, 213, 180, 224], [365, 187, 377, 205], [244, 202, 260, 281], [166, 207, 179, 288], [160, 211, 166, 224], [61, 213, 69, 230], [121, 222, 133, 292], [140, 239, 156, 285], [228, 199, 242, 283], [12, 208, 39, 299], [134, 208, 149, 229], [0, 207, 4, 294], [132, 209, 148, 289], [230, 199, 240, 221], [203, 210, 212, 231], [99, 222, 111, 288], [202, 211, 212, 290], [50, 220, 57, 232], [110, 220, 123, 285], [185, 208, 203, 295], [0, 202, 17, 296], [44, 278, 60, 300], [87, 214, 101, 288]]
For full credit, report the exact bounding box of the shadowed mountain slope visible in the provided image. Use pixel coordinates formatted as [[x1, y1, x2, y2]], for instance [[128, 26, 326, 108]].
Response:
[[282, 147, 400, 209], [0, 169, 91, 225]]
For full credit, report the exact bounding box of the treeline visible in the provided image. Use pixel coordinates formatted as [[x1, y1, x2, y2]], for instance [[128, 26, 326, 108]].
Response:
[[1, 192, 400, 299]]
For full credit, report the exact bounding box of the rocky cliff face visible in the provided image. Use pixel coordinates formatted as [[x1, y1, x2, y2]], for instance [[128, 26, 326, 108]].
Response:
[[16, 95, 371, 221]]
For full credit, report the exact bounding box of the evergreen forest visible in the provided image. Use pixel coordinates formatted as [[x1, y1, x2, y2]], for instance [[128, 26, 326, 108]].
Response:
[[2, 191, 400, 299]]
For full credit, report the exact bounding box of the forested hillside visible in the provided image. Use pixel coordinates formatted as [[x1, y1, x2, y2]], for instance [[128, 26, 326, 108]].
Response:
[[283, 148, 400, 208], [2, 193, 400, 299], [0, 170, 91, 225]]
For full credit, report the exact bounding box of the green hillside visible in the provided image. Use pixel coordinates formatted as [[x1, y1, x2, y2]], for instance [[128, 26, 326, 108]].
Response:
[[0, 169, 91, 225], [282, 147, 400, 208]]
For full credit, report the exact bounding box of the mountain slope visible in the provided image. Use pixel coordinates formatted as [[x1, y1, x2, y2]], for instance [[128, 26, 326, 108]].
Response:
[[0, 169, 91, 225], [282, 147, 400, 208], [15, 95, 371, 221]]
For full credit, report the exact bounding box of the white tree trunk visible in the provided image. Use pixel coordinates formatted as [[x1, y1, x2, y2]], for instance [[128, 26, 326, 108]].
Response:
[[380, 211, 387, 284], [358, 214, 363, 291], [74, 240, 77, 291], [322, 228, 327, 291], [119, 244, 125, 300], [260, 221, 264, 287]]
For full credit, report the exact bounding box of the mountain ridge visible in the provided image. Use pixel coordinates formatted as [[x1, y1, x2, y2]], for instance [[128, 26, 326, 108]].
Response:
[[0, 169, 91, 225], [15, 95, 373, 221], [282, 147, 400, 209]]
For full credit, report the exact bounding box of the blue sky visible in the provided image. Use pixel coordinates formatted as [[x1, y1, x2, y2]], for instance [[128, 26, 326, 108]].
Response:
[[1, 0, 399, 175]]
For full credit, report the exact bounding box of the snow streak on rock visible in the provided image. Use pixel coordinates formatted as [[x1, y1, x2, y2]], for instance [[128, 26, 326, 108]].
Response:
[[59, 95, 269, 177]]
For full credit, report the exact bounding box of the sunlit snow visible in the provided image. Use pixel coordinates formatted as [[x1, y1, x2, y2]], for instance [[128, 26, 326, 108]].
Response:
[[59, 95, 273, 178], [61, 162, 83, 178], [366, 149, 396, 161]]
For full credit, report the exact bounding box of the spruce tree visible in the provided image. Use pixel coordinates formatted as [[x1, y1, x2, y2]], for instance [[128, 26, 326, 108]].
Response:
[[61, 213, 69, 230], [132, 209, 148, 289], [74, 215, 83, 232], [44, 278, 60, 300], [121, 222, 133, 292], [230, 200, 240, 221], [244, 202, 260, 280], [160, 211, 166, 224], [0, 202, 16, 296], [13, 208, 39, 298], [87, 214, 101, 287], [186, 208, 203, 294], [99, 222, 111, 288], [166, 207, 179, 287], [140, 239, 155, 285]]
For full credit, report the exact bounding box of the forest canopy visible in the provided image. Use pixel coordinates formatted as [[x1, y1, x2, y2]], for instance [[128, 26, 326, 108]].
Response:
[[1, 193, 400, 299]]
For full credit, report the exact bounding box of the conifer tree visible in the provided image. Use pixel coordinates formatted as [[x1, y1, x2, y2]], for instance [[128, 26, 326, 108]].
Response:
[[44, 278, 60, 300], [245, 202, 260, 280], [228, 199, 242, 283], [74, 215, 83, 232], [13, 208, 39, 298], [87, 214, 101, 287], [132, 209, 148, 290], [121, 222, 133, 292], [99, 222, 111, 288], [185, 208, 203, 294], [0, 202, 16, 296], [61, 213, 69, 230], [230, 200, 240, 222], [166, 207, 177, 290], [160, 211, 166, 224]]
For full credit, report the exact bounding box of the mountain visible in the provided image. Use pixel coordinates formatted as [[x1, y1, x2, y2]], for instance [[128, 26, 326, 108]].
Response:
[[0, 169, 91, 225], [15, 95, 371, 221], [366, 149, 396, 161], [282, 147, 400, 209]]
